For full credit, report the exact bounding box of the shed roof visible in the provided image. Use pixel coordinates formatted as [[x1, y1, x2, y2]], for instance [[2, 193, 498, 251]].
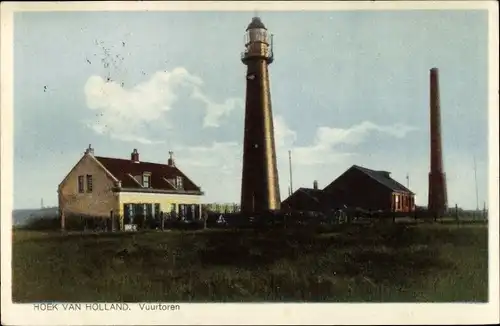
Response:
[[351, 165, 414, 194]]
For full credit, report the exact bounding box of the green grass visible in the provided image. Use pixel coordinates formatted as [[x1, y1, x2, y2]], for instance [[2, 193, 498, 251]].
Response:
[[12, 223, 488, 302]]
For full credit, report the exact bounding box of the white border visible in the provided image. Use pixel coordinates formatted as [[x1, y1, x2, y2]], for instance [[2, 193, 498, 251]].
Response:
[[1, 1, 499, 325]]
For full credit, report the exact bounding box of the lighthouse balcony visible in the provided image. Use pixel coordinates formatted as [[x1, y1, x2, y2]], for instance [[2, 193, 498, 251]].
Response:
[[241, 49, 274, 63]]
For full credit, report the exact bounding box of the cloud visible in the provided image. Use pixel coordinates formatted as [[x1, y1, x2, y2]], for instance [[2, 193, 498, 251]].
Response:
[[273, 115, 297, 148], [174, 141, 241, 171], [280, 120, 417, 166], [315, 120, 417, 148], [166, 117, 416, 202], [191, 88, 243, 128], [169, 141, 243, 203], [83, 67, 242, 143]]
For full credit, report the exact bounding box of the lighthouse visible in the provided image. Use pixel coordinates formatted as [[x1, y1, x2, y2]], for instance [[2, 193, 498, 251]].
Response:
[[240, 17, 281, 214]]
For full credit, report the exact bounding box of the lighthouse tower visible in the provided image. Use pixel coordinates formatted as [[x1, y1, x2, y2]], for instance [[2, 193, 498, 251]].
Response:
[[240, 17, 281, 214]]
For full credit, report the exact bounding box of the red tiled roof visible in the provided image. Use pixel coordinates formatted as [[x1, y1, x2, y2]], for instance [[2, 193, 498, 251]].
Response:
[[94, 156, 202, 193]]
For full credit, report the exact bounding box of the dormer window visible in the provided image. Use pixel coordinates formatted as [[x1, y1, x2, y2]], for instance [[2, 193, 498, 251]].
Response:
[[176, 176, 183, 189], [143, 173, 151, 188]]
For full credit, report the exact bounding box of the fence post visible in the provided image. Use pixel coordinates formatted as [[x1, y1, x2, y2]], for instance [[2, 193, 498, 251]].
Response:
[[454, 204, 459, 224], [161, 211, 165, 231], [60, 209, 66, 232], [110, 210, 115, 232]]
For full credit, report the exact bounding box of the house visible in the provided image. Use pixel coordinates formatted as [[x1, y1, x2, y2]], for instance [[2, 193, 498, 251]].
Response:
[[58, 145, 204, 230], [323, 165, 415, 212], [282, 165, 415, 213]]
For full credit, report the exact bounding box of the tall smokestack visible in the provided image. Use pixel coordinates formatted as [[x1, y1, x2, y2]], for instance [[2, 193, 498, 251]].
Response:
[[428, 68, 448, 217]]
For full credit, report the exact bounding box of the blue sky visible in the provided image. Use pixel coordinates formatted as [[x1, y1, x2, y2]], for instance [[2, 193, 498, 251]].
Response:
[[13, 10, 489, 209]]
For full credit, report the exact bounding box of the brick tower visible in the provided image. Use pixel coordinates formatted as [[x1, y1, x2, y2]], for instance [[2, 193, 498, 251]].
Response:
[[240, 17, 281, 214]]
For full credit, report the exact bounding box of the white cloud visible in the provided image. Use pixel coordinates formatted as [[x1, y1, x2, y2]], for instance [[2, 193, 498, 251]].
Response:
[[170, 142, 242, 203], [314, 120, 417, 148], [83, 67, 242, 143], [166, 117, 416, 203], [281, 120, 417, 166], [192, 88, 243, 128], [174, 142, 241, 171], [273, 115, 297, 148]]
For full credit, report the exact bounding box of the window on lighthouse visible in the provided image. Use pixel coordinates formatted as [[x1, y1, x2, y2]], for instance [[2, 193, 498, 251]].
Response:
[[249, 28, 268, 43]]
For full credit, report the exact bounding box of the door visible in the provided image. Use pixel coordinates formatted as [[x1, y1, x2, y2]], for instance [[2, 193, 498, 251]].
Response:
[[194, 204, 200, 220], [133, 204, 144, 225], [146, 204, 153, 219], [185, 205, 192, 221]]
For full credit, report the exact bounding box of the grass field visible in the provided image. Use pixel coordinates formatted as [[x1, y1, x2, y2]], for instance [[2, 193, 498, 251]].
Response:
[[12, 223, 488, 302]]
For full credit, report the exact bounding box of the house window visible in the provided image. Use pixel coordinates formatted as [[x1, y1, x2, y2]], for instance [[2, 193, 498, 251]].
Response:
[[78, 175, 84, 193], [395, 194, 399, 210], [124, 204, 134, 224], [86, 175, 93, 193], [143, 174, 150, 188], [176, 176, 183, 189], [191, 204, 196, 220]]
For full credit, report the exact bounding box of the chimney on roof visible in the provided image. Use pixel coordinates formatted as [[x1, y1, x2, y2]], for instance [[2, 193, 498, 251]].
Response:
[[84, 144, 94, 156], [379, 171, 391, 178], [131, 149, 139, 163], [313, 180, 318, 190], [168, 151, 175, 167]]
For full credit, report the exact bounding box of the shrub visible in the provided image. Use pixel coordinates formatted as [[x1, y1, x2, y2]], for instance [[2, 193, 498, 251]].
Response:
[[22, 215, 60, 230]]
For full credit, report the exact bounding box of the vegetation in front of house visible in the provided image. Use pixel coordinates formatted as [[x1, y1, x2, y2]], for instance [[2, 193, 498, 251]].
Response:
[[12, 223, 488, 303]]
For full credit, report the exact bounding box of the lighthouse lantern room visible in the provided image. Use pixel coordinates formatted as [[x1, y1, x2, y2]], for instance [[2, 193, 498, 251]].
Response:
[[241, 17, 274, 64]]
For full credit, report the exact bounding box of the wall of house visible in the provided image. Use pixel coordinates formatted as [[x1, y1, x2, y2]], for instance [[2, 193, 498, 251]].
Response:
[[323, 168, 393, 211], [392, 192, 415, 212], [117, 192, 202, 217], [58, 154, 119, 218]]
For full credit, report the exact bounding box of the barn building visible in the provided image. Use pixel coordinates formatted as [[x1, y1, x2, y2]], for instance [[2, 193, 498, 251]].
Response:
[[282, 165, 415, 213]]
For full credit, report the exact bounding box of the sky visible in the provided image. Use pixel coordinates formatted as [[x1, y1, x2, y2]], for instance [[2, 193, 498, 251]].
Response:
[[12, 9, 489, 210]]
